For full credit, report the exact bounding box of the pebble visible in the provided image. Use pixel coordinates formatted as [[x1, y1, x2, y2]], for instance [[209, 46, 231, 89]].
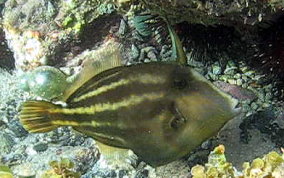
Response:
[[236, 79, 243, 86], [219, 75, 230, 82], [228, 79, 237, 85], [33, 143, 48, 152], [212, 63, 222, 75], [251, 102, 259, 110], [227, 60, 236, 67], [241, 75, 248, 81], [118, 19, 127, 36], [208, 72, 218, 80], [147, 50, 157, 61], [244, 71, 255, 78], [0, 133, 15, 155], [134, 169, 149, 178], [224, 67, 237, 75], [130, 44, 140, 60], [265, 93, 273, 101], [234, 73, 241, 79], [118, 170, 128, 178], [262, 103, 271, 108], [8, 119, 28, 138]]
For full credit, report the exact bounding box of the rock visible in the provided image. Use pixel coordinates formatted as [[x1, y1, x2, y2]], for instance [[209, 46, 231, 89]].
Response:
[[224, 67, 237, 75], [236, 79, 243, 86], [118, 170, 128, 178], [141, 0, 283, 28], [250, 102, 259, 110], [130, 44, 140, 60], [2, 0, 118, 70], [7, 119, 28, 138], [0, 29, 14, 70], [134, 169, 149, 178], [228, 79, 237, 85], [118, 18, 128, 36], [212, 63, 222, 75], [0, 133, 15, 155], [33, 143, 48, 152]]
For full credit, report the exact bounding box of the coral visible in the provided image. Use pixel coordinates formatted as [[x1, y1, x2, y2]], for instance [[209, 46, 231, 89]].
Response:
[[41, 158, 80, 178], [0, 164, 13, 178], [242, 151, 284, 177], [191, 145, 236, 178], [191, 145, 284, 178]]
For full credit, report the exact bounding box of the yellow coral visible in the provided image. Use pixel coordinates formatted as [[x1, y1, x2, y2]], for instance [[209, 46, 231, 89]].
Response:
[[41, 158, 80, 178], [191, 145, 284, 178]]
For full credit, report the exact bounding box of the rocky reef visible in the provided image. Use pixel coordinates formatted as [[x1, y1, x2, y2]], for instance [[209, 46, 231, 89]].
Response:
[[140, 0, 284, 26], [0, 0, 283, 177]]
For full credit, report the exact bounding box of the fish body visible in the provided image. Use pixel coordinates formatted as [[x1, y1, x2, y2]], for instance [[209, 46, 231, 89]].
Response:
[[20, 62, 239, 166]]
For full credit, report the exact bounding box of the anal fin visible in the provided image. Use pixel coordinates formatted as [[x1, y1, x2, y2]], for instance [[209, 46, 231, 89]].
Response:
[[95, 141, 138, 170]]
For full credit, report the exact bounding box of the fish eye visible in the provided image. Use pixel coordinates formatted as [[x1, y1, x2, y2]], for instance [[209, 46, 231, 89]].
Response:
[[173, 78, 188, 90], [170, 116, 186, 129], [169, 105, 187, 130]]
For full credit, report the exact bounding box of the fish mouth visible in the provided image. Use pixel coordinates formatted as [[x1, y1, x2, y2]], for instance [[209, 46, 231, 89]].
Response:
[[231, 98, 242, 116]]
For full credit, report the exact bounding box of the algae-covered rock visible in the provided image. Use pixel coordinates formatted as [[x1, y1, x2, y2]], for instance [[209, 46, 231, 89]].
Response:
[[139, 0, 284, 26], [2, 0, 117, 70]]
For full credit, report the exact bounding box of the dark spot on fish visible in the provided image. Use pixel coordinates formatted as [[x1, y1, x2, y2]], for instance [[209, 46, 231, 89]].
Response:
[[173, 78, 188, 90], [170, 116, 186, 129]]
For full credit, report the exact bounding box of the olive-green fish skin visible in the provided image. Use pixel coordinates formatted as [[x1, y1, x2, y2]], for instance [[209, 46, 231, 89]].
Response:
[[20, 62, 239, 167]]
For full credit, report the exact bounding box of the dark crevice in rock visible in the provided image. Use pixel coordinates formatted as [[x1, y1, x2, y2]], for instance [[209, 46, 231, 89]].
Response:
[[0, 28, 15, 70], [239, 108, 284, 148]]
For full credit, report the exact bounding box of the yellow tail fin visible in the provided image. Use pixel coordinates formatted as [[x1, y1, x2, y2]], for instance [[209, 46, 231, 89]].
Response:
[[19, 100, 60, 133]]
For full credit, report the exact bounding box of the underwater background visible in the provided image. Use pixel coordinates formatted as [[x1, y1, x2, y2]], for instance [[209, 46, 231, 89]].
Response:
[[0, 0, 284, 177]]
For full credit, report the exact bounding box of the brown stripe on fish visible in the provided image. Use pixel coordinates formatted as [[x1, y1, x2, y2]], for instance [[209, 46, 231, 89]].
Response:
[[50, 92, 165, 115], [73, 125, 128, 147], [64, 98, 168, 129], [67, 68, 123, 102], [71, 100, 170, 147], [71, 73, 167, 103]]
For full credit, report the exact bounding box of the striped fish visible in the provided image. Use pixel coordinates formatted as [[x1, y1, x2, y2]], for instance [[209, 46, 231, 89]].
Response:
[[19, 20, 240, 166], [20, 62, 240, 166]]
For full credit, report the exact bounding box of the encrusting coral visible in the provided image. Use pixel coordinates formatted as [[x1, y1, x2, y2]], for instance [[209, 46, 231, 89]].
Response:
[[191, 145, 284, 178], [0, 164, 13, 178], [41, 158, 80, 178]]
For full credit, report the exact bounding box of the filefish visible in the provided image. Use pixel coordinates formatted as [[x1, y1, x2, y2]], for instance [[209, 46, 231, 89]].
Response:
[[19, 20, 240, 167]]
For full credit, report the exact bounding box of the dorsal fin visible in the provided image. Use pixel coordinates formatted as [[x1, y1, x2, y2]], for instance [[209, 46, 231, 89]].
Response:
[[61, 39, 123, 101], [166, 20, 188, 65]]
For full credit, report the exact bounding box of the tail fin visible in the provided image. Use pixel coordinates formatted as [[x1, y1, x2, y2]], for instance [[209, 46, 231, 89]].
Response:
[[19, 100, 61, 133]]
